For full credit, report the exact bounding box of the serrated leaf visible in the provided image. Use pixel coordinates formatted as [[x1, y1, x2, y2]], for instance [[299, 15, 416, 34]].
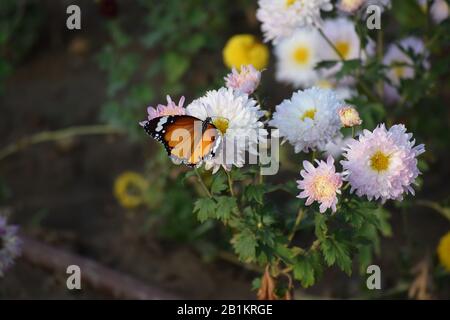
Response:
[[314, 213, 328, 241], [231, 230, 258, 262], [293, 250, 324, 288], [193, 198, 216, 223], [321, 238, 352, 275], [215, 196, 237, 222], [244, 184, 265, 205], [293, 255, 316, 288], [210, 174, 227, 195]]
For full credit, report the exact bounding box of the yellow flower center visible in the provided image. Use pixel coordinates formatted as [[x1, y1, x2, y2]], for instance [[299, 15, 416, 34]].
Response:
[[335, 41, 350, 59], [393, 67, 405, 78], [312, 176, 335, 199], [370, 151, 390, 172], [300, 108, 316, 121], [213, 117, 229, 135], [285, 0, 296, 7], [293, 46, 310, 65]]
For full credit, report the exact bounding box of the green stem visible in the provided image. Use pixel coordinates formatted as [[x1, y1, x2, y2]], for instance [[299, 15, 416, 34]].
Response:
[[288, 208, 305, 243], [318, 28, 344, 60], [194, 168, 212, 198], [0, 125, 124, 161], [225, 170, 235, 197]]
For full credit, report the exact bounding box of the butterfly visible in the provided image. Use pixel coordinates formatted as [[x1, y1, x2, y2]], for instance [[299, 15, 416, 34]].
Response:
[[143, 115, 222, 167]]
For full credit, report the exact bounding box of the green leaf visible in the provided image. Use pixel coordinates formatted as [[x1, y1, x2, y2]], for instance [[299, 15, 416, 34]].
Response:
[[321, 238, 352, 275], [293, 258, 315, 288], [244, 184, 265, 205], [193, 198, 216, 223], [210, 174, 227, 195], [231, 230, 258, 262], [215, 196, 237, 222], [293, 252, 322, 288], [374, 207, 392, 237], [315, 60, 339, 70], [336, 59, 362, 79], [314, 213, 328, 241]]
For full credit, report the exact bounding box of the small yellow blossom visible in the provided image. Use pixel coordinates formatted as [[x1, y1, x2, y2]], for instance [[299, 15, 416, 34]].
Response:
[[223, 34, 269, 71], [437, 231, 450, 272], [113, 171, 148, 209]]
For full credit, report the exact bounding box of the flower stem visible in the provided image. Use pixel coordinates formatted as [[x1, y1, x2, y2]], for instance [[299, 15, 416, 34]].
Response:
[[288, 208, 305, 243], [318, 28, 344, 60], [225, 170, 235, 197], [194, 168, 212, 198]]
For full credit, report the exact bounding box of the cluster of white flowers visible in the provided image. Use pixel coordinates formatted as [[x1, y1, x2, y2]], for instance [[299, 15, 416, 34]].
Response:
[[272, 16, 373, 94]]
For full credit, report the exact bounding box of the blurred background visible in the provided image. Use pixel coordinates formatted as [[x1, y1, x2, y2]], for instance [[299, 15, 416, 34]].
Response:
[[0, 0, 449, 299]]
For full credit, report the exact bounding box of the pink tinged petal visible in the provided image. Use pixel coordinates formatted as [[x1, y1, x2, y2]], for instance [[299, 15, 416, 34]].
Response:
[[303, 160, 315, 173], [326, 155, 334, 166], [298, 191, 309, 198]]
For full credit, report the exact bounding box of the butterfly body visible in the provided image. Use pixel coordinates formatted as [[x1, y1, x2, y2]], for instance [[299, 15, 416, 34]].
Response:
[[143, 115, 221, 167]]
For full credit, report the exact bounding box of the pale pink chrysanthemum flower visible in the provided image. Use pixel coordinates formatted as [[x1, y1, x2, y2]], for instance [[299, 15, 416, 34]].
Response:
[[224, 65, 261, 95], [297, 156, 343, 213], [139, 95, 186, 127], [341, 124, 425, 203]]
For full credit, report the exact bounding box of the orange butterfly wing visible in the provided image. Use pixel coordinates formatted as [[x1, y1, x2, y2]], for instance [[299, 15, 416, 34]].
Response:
[[143, 115, 220, 166]]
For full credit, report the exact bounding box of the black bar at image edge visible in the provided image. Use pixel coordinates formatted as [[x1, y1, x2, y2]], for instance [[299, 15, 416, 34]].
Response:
[[0, 300, 446, 318]]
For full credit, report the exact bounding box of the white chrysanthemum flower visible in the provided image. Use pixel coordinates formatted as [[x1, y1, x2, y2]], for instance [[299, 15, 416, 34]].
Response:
[[383, 37, 429, 102], [256, 0, 333, 44], [321, 18, 362, 61], [269, 87, 343, 153], [274, 28, 322, 88], [320, 17, 373, 82], [186, 87, 266, 173], [341, 124, 425, 202], [418, 0, 449, 23]]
